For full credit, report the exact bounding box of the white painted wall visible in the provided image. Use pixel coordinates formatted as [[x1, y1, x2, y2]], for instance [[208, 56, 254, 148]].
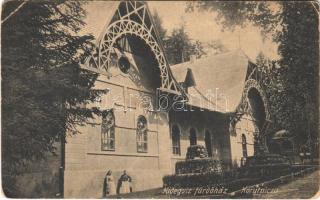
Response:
[[230, 115, 256, 167]]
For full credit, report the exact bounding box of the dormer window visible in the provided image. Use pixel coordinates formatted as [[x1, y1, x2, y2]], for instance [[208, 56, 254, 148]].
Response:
[[183, 68, 196, 93]]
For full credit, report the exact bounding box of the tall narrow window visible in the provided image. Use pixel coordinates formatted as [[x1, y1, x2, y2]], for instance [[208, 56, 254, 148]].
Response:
[[205, 130, 212, 157], [137, 116, 148, 153], [190, 128, 197, 145], [101, 110, 115, 151], [172, 125, 181, 155], [242, 134, 247, 157]]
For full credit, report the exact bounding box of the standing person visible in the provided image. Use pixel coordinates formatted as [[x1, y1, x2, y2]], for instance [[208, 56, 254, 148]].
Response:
[[299, 145, 306, 164], [103, 170, 116, 197], [119, 170, 132, 194]]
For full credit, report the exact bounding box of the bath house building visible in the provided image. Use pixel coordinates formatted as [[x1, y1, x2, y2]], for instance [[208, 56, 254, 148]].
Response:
[[61, 1, 272, 197], [16, 1, 272, 198]]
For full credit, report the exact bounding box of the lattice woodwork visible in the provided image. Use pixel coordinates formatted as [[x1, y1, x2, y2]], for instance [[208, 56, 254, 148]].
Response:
[[231, 79, 271, 136], [82, 1, 185, 96], [229, 78, 271, 152]]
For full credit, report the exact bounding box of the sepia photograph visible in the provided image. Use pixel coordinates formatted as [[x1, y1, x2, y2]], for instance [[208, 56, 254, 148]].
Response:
[[1, 0, 319, 198]]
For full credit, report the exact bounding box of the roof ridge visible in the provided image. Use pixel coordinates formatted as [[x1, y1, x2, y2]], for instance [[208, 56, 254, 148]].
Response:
[[238, 48, 256, 64], [170, 49, 245, 68], [170, 48, 250, 113]]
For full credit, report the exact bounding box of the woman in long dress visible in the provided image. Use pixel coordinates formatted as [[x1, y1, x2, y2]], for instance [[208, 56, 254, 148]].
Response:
[[119, 170, 132, 194], [103, 170, 116, 197]]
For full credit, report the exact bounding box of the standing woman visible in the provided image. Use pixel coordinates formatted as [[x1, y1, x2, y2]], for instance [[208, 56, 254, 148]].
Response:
[[119, 170, 132, 194], [103, 170, 116, 197]]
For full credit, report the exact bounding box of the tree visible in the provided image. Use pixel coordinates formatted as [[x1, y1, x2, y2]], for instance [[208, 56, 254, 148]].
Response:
[[152, 10, 167, 42], [277, 2, 318, 150], [152, 11, 227, 65], [1, 1, 105, 196], [164, 25, 207, 65], [152, 12, 206, 65], [164, 25, 191, 64], [163, 25, 228, 65], [188, 2, 319, 148], [203, 40, 228, 56], [152, 11, 194, 64], [255, 52, 284, 130]]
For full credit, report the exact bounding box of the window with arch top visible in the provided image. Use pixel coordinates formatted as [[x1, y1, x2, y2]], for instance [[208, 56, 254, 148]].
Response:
[[189, 128, 197, 145], [101, 110, 115, 151], [242, 134, 248, 158], [136, 115, 148, 153], [171, 124, 181, 155]]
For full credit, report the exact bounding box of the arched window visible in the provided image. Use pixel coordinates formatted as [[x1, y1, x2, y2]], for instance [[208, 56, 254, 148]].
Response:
[[205, 130, 212, 157], [242, 134, 247, 157], [172, 125, 181, 155], [137, 116, 148, 152], [189, 128, 197, 145], [101, 110, 115, 151]]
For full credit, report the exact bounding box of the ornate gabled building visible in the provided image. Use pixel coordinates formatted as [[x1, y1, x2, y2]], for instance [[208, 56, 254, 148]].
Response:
[[169, 50, 272, 169], [22, 1, 271, 198], [64, 1, 185, 197]]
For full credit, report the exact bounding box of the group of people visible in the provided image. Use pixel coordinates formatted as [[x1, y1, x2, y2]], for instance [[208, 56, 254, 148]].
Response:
[[103, 170, 132, 197]]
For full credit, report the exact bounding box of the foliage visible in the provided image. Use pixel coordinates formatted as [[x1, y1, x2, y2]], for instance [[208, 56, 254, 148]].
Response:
[[203, 40, 228, 56], [187, 2, 319, 147], [152, 10, 167, 42], [243, 154, 291, 167], [162, 25, 196, 64], [186, 2, 281, 38], [276, 2, 318, 147], [185, 145, 208, 159], [1, 0, 105, 195], [175, 158, 223, 175], [164, 164, 313, 196], [164, 153, 301, 191], [163, 171, 236, 188], [152, 11, 227, 65], [163, 164, 289, 190]]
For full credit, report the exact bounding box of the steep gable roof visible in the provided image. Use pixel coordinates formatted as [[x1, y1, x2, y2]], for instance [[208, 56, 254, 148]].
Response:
[[170, 50, 250, 113], [81, 1, 185, 96]]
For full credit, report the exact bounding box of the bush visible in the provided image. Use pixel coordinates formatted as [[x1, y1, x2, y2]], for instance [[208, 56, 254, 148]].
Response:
[[164, 152, 295, 196], [163, 162, 293, 190], [175, 158, 223, 174], [163, 170, 238, 188], [186, 145, 208, 160], [244, 154, 291, 167]]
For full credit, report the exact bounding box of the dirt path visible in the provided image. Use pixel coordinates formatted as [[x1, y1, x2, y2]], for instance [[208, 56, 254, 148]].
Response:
[[252, 170, 319, 199]]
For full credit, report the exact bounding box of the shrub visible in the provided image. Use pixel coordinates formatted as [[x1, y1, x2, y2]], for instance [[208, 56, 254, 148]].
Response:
[[175, 158, 223, 174], [164, 161, 293, 190], [163, 170, 238, 188], [186, 145, 208, 160]]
